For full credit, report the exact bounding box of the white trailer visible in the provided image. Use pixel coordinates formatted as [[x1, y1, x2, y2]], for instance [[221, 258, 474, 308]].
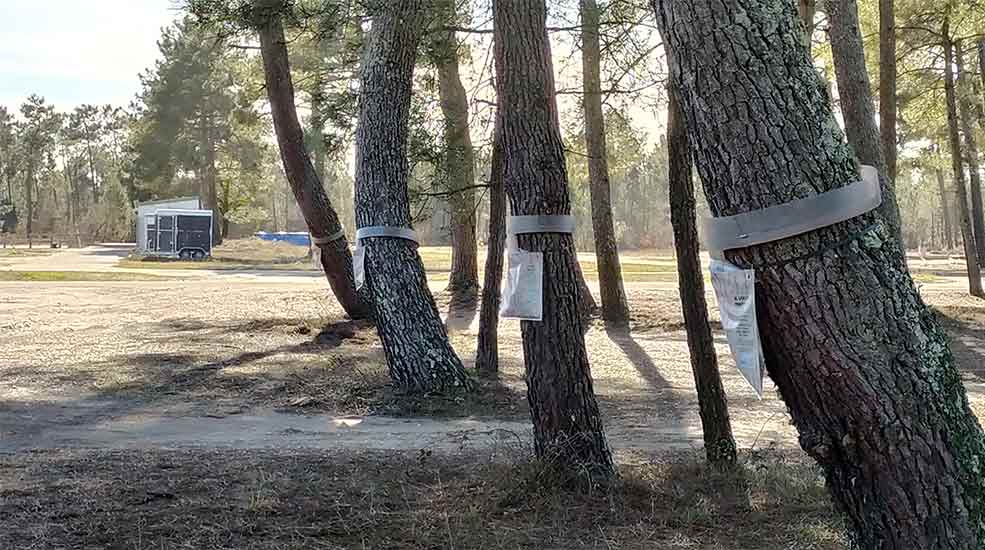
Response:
[[135, 197, 201, 252]]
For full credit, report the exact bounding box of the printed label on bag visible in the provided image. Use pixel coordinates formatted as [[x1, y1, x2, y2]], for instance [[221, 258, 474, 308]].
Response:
[[709, 259, 765, 397], [500, 249, 544, 321]]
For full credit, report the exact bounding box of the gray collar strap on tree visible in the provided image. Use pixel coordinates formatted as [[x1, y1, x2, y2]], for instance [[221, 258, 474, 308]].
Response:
[[507, 215, 576, 235], [311, 229, 346, 247], [703, 165, 881, 259], [352, 226, 420, 290], [355, 226, 419, 245], [500, 215, 574, 322]]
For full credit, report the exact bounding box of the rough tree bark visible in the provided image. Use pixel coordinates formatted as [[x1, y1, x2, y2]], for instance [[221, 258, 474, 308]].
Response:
[[944, 26, 985, 296], [353, 0, 472, 392], [979, 40, 985, 108], [430, 0, 480, 304], [475, 122, 506, 375], [667, 80, 736, 467], [580, 0, 630, 325], [494, 0, 613, 479], [255, 5, 372, 320], [824, 0, 902, 242], [936, 166, 956, 251], [652, 0, 985, 546], [878, 0, 897, 183], [956, 42, 985, 266]]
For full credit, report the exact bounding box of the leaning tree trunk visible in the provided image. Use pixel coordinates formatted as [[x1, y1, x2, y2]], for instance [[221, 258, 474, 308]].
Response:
[[956, 42, 985, 267], [475, 122, 506, 375], [824, 0, 902, 242], [652, 0, 985, 546], [494, 0, 613, 479], [353, 0, 472, 392], [936, 166, 956, 251], [429, 0, 479, 304], [944, 28, 985, 297], [580, 0, 630, 325], [667, 80, 736, 467], [255, 6, 372, 320], [878, 0, 897, 183]]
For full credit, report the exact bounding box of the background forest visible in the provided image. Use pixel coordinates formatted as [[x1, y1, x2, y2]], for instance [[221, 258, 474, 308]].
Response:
[[3, 0, 979, 254]]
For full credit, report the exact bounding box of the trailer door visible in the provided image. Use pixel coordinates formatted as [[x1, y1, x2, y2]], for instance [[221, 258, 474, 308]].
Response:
[[156, 214, 176, 254], [175, 214, 212, 255]]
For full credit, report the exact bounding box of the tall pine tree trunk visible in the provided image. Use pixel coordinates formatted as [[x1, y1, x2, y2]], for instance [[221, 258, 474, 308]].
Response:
[[254, 4, 372, 320], [652, 0, 985, 546], [878, 0, 897, 183], [580, 0, 630, 325], [667, 80, 736, 467], [956, 41, 985, 267], [798, 0, 816, 46], [201, 120, 223, 246], [824, 0, 901, 242], [309, 70, 326, 183], [944, 26, 985, 296], [978, 39, 985, 111], [494, 0, 613, 479], [24, 160, 34, 243], [475, 121, 506, 375], [353, 0, 472, 392], [937, 166, 956, 251], [430, 0, 479, 303]]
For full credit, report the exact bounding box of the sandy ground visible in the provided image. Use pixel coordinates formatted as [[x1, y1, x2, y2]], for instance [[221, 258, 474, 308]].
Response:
[[1, 245, 983, 460]]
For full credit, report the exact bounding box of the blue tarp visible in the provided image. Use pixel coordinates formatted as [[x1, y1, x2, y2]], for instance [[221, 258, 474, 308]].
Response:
[[254, 231, 311, 247]]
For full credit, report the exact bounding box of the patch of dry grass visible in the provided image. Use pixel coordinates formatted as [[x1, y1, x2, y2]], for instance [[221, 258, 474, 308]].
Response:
[[0, 248, 55, 257], [74, 317, 527, 420], [0, 270, 171, 281], [116, 239, 688, 281], [0, 448, 844, 550]]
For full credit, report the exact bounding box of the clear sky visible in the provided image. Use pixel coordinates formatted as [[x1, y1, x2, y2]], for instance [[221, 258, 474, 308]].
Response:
[[0, 0, 179, 113]]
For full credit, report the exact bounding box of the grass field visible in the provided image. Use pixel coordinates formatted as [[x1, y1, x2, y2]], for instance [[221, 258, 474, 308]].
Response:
[[117, 239, 687, 281], [0, 248, 55, 257], [0, 270, 172, 282]]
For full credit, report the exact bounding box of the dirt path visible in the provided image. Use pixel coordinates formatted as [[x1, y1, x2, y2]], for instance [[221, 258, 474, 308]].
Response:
[[0, 399, 794, 457], [2, 251, 983, 460]]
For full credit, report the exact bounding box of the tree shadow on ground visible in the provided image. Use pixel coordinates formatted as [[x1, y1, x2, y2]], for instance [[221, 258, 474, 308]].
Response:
[[602, 324, 690, 424], [931, 302, 985, 376], [0, 313, 532, 450], [603, 325, 674, 391]]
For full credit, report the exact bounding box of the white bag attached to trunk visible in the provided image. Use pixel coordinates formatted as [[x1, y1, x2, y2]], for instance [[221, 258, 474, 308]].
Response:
[[709, 259, 765, 397], [352, 244, 366, 289], [499, 234, 544, 321]]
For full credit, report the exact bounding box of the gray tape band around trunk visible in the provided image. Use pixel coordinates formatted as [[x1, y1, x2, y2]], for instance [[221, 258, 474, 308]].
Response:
[[312, 229, 346, 247], [703, 165, 881, 256], [508, 215, 575, 235], [355, 226, 419, 245]]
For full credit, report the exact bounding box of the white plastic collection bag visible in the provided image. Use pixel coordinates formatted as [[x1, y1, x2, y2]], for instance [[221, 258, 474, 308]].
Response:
[[352, 244, 366, 289], [709, 259, 765, 397], [499, 234, 544, 321]]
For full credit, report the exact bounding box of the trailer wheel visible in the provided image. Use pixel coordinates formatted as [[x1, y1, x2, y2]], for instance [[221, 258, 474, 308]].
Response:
[[178, 249, 192, 260], [191, 250, 206, 261]]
